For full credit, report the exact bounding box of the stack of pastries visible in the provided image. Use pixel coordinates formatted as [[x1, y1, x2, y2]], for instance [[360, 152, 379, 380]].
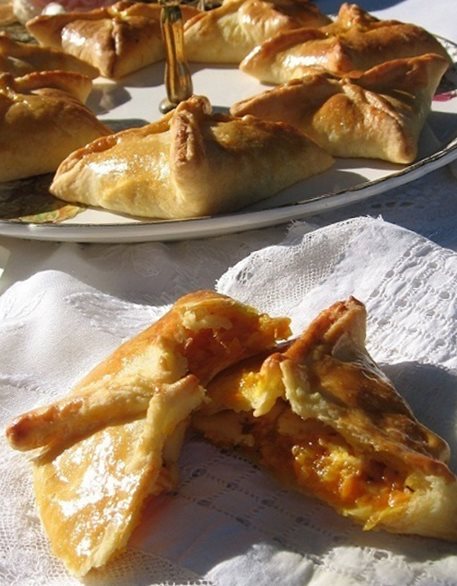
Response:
[[0, 0, 454, 216]]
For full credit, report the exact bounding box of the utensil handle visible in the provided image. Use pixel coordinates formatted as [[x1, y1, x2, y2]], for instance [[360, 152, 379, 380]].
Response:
[[160, 2, 193, 112]]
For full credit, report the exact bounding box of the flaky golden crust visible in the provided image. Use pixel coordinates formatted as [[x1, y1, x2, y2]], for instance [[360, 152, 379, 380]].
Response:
[[281, 298, 451, 468], [6, 290, 290, 575], [27, 4, 122, 49], [240, 2, 452, 83], [32, 375, 206, 577], [184, 0, 331, 64], [11, 68, 94, 102], [0, 33, 100, 78], [195, 297, 457, 541], [27, 0, 199, 78], [232, 54, 449, 163], [50, 94, 333, 219], [6, 290, 290, 452], [0, 71, 109, 182], [0, 2, 15, 26]]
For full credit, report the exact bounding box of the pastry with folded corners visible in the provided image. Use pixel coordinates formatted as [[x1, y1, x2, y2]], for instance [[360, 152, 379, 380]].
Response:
[[240, 2, 452, 84], [0, 33, 99, 77], [193, 297, 457, 541], [232, 53, 449, 164], [26, 0, 199, 78], [50, 94, 334, 220], [183, 0, 331, 64], [12, 0, 119, 25], [0, 70, 110, 182], [0, 1, 15, 26], [6, 290, 291, 576]]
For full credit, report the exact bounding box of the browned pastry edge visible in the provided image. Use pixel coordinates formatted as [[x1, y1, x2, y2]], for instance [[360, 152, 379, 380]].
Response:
[[0, 70, 110, 181], [26, 0, 199, 78], [49, 95, 334, 219], [232, 53, 450, 163], [6, 289, 291, 452], [240, 2, 452, 82], [184, 0, 331, 63], [0, 32, 100, 77], [194, 296, 457, 541]]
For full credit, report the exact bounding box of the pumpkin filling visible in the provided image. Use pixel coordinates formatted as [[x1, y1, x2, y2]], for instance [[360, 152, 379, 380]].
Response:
[[178, 307, 290, 384], [194, 400, 414, 525]]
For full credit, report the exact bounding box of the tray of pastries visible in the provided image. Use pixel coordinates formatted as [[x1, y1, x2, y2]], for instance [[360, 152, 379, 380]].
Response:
[[0, 0, 456, 242]]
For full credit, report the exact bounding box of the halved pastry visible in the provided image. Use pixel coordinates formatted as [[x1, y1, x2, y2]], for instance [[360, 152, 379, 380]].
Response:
[[193, 298, 457, 541], [183, 0, 331, 64], [0, 70, 110, 182], [240, 2, 452, 84], [50, 94, 333, 220], [0, 33, 99, 77], [6, 290, 291, 575], [26, 0, 199, 78], [231, 53, 449, 163]]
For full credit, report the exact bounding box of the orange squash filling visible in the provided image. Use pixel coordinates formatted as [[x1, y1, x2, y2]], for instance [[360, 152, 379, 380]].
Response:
[[178, 308, 290, 384], [236, 402, 412, 516]]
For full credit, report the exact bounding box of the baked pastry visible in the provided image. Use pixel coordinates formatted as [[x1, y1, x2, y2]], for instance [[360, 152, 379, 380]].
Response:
[[194, 298, 457, 541], [0, 33, 100, 77], [0, 1, 15, 26], [231, 53, 449, 164], [50, 94, 334, 220], [183, 0, 331, 64], [26, 0, 199, 78], [32, 375, 205, 576], [0, 70, 110, 182], [240, 2, 452, 83], [6, 290, 291, 575], [7, 291, 291, 453], [12, 0, 117, 25]]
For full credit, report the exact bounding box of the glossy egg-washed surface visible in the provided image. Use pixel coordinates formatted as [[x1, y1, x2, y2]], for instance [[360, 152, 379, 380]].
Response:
[[34, 419, 149, 575], [10, 292, 290, 575], [196, 298, 456, 537]]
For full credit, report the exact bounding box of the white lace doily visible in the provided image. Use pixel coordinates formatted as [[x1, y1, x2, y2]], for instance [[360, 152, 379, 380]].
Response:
[[1, 217, 457, 586]]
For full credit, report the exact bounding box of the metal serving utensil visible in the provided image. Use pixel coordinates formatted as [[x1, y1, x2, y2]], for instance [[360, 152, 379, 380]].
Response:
[[159, 0, 194, 113]]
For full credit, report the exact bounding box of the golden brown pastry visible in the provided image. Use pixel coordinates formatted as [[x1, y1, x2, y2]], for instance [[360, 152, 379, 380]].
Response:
[[194, 298, 457, 541], [50, 94, 334, 219], [184, 0, 331, 64], [240, 2, 452, 83], [26, 0, 199, 78], [232, 53, 449, 164], [0, 1, 15, 26], [0, 70, 110, 182], [0, 33, 100, 77], [32, 375, 205, 577], [6, 290, 291, 576], [8, 291, 291, 453]]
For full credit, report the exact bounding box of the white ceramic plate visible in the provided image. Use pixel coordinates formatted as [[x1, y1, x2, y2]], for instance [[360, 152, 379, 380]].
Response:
[[1, 37, 456, 243]]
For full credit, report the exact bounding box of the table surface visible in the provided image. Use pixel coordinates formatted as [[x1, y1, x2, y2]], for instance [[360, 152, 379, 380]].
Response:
[[0, 0, 456, 299]]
